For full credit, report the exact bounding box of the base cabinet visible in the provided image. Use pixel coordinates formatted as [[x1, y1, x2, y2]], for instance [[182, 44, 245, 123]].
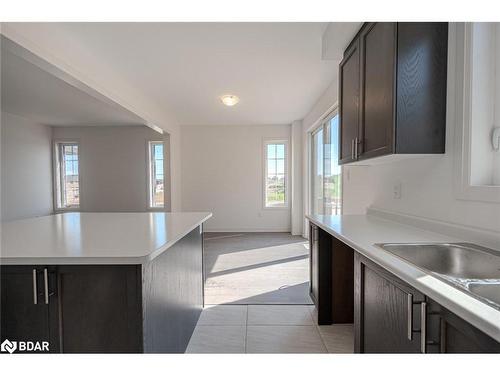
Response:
[[355, 253, 425, 353], [0, 227, 203, 353], [0, 266, 59, 353], [309, 223, 353, 325], [354, 252, 500, 353]]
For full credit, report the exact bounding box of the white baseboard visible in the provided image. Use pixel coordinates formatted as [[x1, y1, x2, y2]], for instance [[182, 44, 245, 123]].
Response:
[[204, 228, 291, 233], [367, 206, 500, 251]]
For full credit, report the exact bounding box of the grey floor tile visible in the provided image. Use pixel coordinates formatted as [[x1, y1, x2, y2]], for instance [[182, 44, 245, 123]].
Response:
[[204, 233, 311, 305], [308, 305, 318, 325], [248, 304, 314, 325], [197, 305, 247, 326], [317, 324, 354, 353], [186, 325, 246, 353], [246, 325, 327, 353]]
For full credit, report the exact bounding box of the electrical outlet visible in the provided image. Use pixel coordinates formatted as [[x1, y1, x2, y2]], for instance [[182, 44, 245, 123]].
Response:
[[393, 182, 402, 199]]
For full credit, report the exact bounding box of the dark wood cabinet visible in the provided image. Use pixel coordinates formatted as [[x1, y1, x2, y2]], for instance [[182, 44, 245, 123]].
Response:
[[0, 226, 203, 353], [339, 38, 361, 164], [57, 265, 142, 353], [309, 223, 353, 325], [1, 266, 59, 353], [355, 253, 425, 353], [426, 299, 500, 353], [360, 22, 396, 159], [354, 252, 500, 353], [339, 22, 448, 165]]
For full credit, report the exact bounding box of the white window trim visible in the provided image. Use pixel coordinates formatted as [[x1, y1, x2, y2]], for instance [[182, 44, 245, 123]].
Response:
[[308, 107, 343, 215], [52, 140, 81, 212], [453, 23, 500, 204], [147, 140, 165, 210], [262, 138, 289, 210]]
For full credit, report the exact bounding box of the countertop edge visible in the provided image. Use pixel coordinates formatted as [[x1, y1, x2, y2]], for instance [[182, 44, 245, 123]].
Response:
[[0, 212, 213, 266], [306, 213, 500, 343]]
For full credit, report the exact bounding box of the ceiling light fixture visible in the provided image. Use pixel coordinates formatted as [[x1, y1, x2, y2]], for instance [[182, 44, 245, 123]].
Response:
[[220, 95, 240, 107]]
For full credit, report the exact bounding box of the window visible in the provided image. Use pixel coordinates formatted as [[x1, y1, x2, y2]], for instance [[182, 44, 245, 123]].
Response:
[[148, 141, 165, 208], [310, 112, 342, 215], [54, 142, 80, 210], [455, 23, 500, 203], [264, 140, 288, 208]]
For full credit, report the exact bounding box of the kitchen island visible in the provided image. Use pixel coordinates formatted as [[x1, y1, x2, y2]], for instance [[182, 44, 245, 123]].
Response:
[[0, 211, 212, 353]]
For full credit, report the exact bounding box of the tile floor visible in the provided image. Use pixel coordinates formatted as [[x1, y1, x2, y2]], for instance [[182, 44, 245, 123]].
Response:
[[204, 233, 312, 304], [186, 304, 354, 353]]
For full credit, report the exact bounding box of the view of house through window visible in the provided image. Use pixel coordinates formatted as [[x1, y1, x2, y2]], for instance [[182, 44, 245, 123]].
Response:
[[311, 113, 342, 215], [55, 142, 80, 209], [265, 141, 287, 207], [149, 141, 165, 208]]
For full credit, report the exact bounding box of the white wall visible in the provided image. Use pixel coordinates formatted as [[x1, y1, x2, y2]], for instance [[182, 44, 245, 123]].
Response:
[[301, 22, 500, 239], [1, 24, 183, 211], [52, 125, 171, 212], [181, 125, 291, 232], [360, 24, 500, 234], [290, 120, 303, 235], [1, 112, 53, 221]]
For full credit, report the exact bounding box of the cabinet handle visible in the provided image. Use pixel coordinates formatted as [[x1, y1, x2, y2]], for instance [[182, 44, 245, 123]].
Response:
[[407, 293, 413, 340], [355, 137, 359, 159], [421, 302, 427, 353], [351, 139, 355, 159], [32, 269, 38, 305], [43, 268, 49, 305]]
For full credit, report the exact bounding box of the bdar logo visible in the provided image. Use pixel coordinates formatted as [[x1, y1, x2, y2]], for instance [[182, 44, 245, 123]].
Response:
[[1, 339, 17, 354]]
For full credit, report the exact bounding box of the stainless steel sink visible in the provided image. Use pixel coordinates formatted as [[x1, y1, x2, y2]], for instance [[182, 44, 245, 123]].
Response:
[[375, 242, 500, 309], [468, 283, 500, 306]]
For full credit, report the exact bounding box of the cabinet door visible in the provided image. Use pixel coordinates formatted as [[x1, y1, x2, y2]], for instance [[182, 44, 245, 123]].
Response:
[[339, 38, 360, 164], [359, 22, 396, 159], [426, 300, 500, 353], [395, 23, 448, 153], [355, 254, 424, 353], [0, 266, 59, 352], [57, 265, 142, 353]]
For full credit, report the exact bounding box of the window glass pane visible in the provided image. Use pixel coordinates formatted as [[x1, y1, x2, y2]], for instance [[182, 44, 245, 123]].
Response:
[[267, 159, 276, 175], [58, 143, 80, 208], [276, 144, 285, 159], [311, 129, 324, 215], [311, 114, 342, 216], [267, 144, 276, 159], [276, 159, 285, 174], [150, 142, 165, 208], [265, 142, 286, 207]]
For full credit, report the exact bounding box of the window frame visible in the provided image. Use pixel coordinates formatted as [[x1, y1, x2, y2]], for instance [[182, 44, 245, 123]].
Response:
[[309, 108, 343, 216], [147, 140, 166, 210], [454, 23, 500, 204], [262, 138, 289, 209], [53, 140, 81, 212]]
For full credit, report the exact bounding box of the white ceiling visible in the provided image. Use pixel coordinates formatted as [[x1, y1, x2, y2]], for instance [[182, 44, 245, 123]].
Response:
[[1, 40, 147, 127], [42, 23, 346, 126]]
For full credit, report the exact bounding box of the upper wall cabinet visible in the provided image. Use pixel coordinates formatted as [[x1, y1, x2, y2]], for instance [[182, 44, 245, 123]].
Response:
[[339, 23, 448, 165]]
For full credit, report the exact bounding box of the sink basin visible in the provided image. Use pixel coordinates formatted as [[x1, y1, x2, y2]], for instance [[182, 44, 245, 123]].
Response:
[[468, 283, 500, 306], [376, 242, 500, 309], [376, 243, 500, 279]]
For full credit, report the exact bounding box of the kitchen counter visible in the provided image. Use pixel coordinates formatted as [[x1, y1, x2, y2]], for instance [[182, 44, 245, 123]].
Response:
[[1, 211, 212, 265], [306, 213, 500, 343], [1, 211, 212, 353]]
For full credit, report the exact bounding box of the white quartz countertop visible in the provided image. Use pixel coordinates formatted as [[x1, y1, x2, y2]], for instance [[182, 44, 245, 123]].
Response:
[[1, 212, 212, 265], [306, 213, 500, 343]]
